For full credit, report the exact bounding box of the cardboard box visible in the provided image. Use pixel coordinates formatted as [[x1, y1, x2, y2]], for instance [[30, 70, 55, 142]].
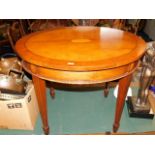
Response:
[[0, 83, 38, 130]]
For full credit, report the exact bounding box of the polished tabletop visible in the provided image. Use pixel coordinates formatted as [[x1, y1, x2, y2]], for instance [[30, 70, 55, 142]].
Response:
[[15, 26, 146, 71]]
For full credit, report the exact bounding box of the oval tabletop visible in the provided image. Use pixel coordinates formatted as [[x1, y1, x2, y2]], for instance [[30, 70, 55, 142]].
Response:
[[15, 26, 146, 71]]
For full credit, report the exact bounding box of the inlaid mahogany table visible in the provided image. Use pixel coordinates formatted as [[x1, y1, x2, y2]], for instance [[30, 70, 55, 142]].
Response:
[[15, 26, 146, 134]]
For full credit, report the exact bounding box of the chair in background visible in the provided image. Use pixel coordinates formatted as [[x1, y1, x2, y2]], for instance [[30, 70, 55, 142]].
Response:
[[27, 19, 70, 32], [97, 19, 143, 34], [7, 21, 24, 54], [123, 19, 146, 34]]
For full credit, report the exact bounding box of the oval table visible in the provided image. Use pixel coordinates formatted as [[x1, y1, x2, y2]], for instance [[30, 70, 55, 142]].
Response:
[[15, 26, 146, 134]]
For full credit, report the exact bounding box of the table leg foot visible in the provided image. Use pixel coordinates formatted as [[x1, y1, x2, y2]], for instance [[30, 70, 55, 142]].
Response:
[[113, 124, 119, 132], [43, 126, 50, 135]]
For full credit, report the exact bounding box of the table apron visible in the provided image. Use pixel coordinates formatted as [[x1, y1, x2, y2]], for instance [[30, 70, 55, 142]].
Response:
[[22, 61, 138, 84]]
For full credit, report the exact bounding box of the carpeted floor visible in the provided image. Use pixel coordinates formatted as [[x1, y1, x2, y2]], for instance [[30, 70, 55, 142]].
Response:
[[0, 84, 155, 135]]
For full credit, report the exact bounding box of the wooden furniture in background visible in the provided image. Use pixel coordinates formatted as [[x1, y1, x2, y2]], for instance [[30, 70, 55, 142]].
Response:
[[98, 19, 144, 34], [72, 19, 99, 26], [123, 19, 143, 34], [7, 22, 24, 53], [15, 26, 146, 134], [0, 23, 10, 50], [27, 19, 70, 32]]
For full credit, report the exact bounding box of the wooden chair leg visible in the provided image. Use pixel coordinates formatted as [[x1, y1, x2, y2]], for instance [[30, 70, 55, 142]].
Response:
[[103, 82, 109, 97], [50, 87, 55, 99]]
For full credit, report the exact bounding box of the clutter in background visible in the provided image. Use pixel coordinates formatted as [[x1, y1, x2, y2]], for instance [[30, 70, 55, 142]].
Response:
[[0, 53, 38, 130], [0, 53, 28, 100]]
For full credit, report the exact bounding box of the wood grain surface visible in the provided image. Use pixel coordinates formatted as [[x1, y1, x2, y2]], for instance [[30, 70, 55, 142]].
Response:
[[15, 26, 146, 71]]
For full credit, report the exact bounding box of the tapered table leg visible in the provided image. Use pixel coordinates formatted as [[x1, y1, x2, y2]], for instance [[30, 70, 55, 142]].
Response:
[[32, 75, 49, 135], [50, 87, 55, 99], [113, 74, 132, 132], [103, 82, 109, 97]]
